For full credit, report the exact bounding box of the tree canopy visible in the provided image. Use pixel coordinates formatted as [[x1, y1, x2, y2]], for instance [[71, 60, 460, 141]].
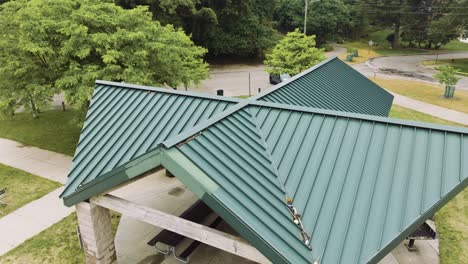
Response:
[[434, 66, 460, 86], [273, 0, 365, 46], [264, 29, 326, 76], [0, 0, 209, 116], [357, 0, 463, 49], [115, 0, 280, 57]]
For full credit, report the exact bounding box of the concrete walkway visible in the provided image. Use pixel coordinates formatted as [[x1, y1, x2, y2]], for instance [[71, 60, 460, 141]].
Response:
[[0, 187, 75, 255], [0, 138, 74, 256], [0, 138, 71, 184], [389, 91, 468, 125]]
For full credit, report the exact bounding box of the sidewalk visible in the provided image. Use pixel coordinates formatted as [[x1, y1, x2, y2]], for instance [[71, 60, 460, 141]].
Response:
[[0, 187, 75, 255], [0, 138, 74, 256], [389, 91, 468, 125], [0, 138, 71, 184]]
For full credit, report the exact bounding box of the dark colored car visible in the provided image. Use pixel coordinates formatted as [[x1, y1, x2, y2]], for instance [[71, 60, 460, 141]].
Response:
[[269, 73, 291, 85]]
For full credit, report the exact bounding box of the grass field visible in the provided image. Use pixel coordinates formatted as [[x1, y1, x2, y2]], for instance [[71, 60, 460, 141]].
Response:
[[436, 188, 468, 264], [0, 212, 121, 264], [0, 164, 61, 218], [442, 40, 468, 52], [375, 79, 468, 114], [342, 29, 468, 64], [0, 110, 84, 156], [389, 105, 464, 126], [423, 58, 468, 77]]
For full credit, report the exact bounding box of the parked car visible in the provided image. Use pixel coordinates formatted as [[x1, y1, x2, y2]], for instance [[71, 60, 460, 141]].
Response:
[[269, 73, 291, 85]]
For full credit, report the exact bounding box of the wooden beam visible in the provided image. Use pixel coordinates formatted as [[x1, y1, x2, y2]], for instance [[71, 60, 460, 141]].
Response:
[[90, 194, 271, 264]]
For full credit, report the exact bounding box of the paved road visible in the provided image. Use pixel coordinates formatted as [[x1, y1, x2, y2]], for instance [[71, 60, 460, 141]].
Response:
[[189, 45, 347, 97], [356, 52, 468, 90]]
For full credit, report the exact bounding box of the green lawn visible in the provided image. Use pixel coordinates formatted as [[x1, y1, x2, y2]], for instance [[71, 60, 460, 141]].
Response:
[[343, 30, 468, 62], [0, 110, 84, 156], [0, 164, 61, 218], [436, 188, 468, 264], [375, 78, 468, 114], [0, 212, 121, 264], [389, 105, 464, 126], [344, 29, 430, 58], [442, 40, 468, 52]]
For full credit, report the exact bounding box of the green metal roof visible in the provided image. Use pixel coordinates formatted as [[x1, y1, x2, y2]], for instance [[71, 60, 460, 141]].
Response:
[[170, 104, 468, 264], [254, 57, 394, 116], [62, 80, 468, 264], [60, 81, 239, 199]]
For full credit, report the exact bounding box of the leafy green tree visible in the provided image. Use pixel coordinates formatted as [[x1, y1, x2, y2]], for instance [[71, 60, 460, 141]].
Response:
[[0, 0, 209, 115], [116, 0, 279, 57], [273, 0, 362, 45], [400, 0, 460, 48], [357, 0, 409, 49], [264, 29, 325, 76], [434, 66, 460, 86], [434, 66, 460, 98]]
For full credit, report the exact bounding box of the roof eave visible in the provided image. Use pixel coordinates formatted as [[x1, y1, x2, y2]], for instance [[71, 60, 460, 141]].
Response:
[[368, 176, 468, 264], [62, 148, 163, 206]]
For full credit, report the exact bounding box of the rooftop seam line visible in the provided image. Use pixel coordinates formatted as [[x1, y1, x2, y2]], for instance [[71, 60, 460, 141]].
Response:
[[398, 127, 418, 232], [356, 124, 390, 264], [337, 121, 377, 264], [246, 106, 314, 250], [377, 125, 404, 250], [95, 80, 242, 103]]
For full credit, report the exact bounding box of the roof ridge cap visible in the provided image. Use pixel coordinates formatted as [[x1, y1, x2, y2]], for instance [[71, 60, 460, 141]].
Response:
[[95, 80, 242, 103]]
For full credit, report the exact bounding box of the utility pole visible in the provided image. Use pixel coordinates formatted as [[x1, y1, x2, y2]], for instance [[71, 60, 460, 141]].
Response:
[[304, 0, 308, 35]]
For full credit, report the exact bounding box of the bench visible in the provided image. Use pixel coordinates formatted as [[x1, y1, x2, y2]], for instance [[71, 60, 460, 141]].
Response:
[[148, 200, 220, 262], [0, 188, 6, 205], [405, 221, 437, 251]]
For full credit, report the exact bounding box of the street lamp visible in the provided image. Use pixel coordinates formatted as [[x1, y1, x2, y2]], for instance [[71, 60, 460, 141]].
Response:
[[435, 42, 442, 64], [304, 0, 308, 35]]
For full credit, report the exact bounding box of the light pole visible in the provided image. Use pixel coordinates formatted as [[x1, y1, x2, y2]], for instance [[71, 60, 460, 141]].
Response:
[[304, 0, 308, 35], [435, 42, 442, 64]]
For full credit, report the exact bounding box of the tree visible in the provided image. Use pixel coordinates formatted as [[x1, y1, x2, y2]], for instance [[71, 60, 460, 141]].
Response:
[[264, 29, 326, 76], [400, 0, 460, 48], [434, 66, 460, 86], [273, 0, 362, 45], [357, 0, 408, 49], [434, 66, 460, 98], [359, 0, 463, 49], [0, 0, 209, 115], [115, 0, 280, 57]]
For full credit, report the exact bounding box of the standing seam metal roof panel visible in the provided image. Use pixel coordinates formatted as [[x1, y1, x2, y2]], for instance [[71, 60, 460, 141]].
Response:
[[61, 80, 468, 264], [256, 57, 394, 116], [176, 104, 468, 264], [60, 82, 239, 198]]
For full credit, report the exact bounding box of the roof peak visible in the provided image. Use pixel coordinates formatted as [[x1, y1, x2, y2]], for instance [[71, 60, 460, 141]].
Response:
[[251, 56, 339, 101]]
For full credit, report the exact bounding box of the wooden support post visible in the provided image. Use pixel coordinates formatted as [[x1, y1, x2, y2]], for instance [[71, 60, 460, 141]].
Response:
[[91, 194, 271, 264], [76, 202, 117, 264]]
